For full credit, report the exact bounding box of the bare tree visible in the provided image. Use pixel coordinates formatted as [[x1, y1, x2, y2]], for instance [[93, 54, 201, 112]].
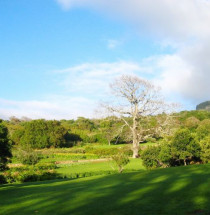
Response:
[[103, 74, 174, 158]]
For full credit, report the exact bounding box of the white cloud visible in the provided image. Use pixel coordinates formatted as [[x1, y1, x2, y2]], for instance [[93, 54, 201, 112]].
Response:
[[56, 0, 210, 41], [2, 54, 209, 120], [153, 42, 210, 103], [56, 0, 210, 106], [54, 61, 144, 96], [0, 97, 95, 120], [0, 61, 146, 120], [1, 53, 209, 120], [54, 57, 210, 108]]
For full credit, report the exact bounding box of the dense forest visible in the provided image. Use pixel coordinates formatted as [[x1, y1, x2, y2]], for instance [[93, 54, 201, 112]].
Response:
[[3, 110, 210, 149]]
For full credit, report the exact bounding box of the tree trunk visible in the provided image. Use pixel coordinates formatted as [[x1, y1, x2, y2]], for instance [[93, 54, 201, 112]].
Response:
[[132, 144, 139, 158], [119, 166, 123, 173], [132, 114, 139, 158]]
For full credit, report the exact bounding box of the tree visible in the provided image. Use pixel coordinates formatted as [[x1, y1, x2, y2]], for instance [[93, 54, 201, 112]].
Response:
[[170, 128, 200, 166], [200, 136, 210, 163], [112, 151, 130, 173], [18, 119, 68, 148], [103, 75, 172, 158], [0, 120, 12, 171]]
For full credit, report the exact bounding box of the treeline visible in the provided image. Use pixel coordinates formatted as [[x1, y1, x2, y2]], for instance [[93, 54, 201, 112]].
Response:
[[2, 110, 210, 149], [4, 117, 125, 148], [141, 118, 210, 169]]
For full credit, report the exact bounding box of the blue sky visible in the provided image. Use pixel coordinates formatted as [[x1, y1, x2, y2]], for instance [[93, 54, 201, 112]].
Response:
[[0, 0, 209, 119]]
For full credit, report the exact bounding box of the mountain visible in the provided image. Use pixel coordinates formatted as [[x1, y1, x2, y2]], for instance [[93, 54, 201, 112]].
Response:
[[196, 101, 210, 110]]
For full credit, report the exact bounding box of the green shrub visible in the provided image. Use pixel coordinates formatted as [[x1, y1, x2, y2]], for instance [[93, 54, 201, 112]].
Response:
[[158, 143, 172, 167], [2, 163, 58, 183], [15, 146, 42, 165], [84, 145, 132, 158], [146, 137, 156, 143], [65, 170, 117, 179], [85, 146, 119, 157], [141, 146, 161, 169], [120, 145, 133, 156], [112, 152, 130, 173], [34, 163, 57, 170]]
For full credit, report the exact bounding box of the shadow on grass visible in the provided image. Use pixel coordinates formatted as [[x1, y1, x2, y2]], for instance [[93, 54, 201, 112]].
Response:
[[0, 164, 210, 215]]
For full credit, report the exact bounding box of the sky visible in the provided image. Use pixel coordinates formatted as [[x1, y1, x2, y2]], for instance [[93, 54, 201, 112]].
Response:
[[0, 0, 209, 120]]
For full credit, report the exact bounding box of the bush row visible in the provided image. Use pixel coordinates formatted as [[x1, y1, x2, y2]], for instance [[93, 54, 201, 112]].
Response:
[[42, 153, 99, 161], [85, 145, 133, 157], [39, 145, 133, 159], [62, 170, 117, 179], [0, 163, 58, 184]]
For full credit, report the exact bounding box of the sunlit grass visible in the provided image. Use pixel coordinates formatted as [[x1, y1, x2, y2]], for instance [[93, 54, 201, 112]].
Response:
[[57, 158, 145, 176], [1, 163, 210, 215]]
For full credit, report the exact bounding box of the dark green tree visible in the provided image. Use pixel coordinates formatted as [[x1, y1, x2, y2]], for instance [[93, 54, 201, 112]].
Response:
[[171, 129, 200, 165], [0, 120, 12, 171], [19, 119, 68, 148]]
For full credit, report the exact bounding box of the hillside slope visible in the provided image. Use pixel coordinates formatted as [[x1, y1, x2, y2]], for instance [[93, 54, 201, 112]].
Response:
[[196, 101, 210, 110]]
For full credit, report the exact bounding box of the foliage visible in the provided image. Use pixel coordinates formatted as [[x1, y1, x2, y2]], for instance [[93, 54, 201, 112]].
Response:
[[158, 143, 172, 167], [170, 128, 200, 165], [3, 110, 210, 149], [15, 146, 42, 165], [0, 120, 12, 171], [85, 146, 119, 157], [112, 152, 130, 173], [200, 136, 210, 163], [141, 145, 161, 169], [15, 119, 68, 148], [196, 119, 210, 141], [184, 116, 200, 130], [2, 164, 58, 183], [141, 129, 202, 169]]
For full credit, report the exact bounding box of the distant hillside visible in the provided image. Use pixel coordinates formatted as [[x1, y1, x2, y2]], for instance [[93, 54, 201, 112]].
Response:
[[196, 101, 210, 110]]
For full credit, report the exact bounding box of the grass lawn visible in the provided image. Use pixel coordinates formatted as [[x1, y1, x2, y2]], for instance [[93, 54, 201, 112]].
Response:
[[1, 164, 210, 215], [57, 158, 145, 176]]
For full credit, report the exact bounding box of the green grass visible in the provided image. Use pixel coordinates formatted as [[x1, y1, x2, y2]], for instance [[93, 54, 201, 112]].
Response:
[[1, 164, 210, 215], [57, 158, 145, 176]]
